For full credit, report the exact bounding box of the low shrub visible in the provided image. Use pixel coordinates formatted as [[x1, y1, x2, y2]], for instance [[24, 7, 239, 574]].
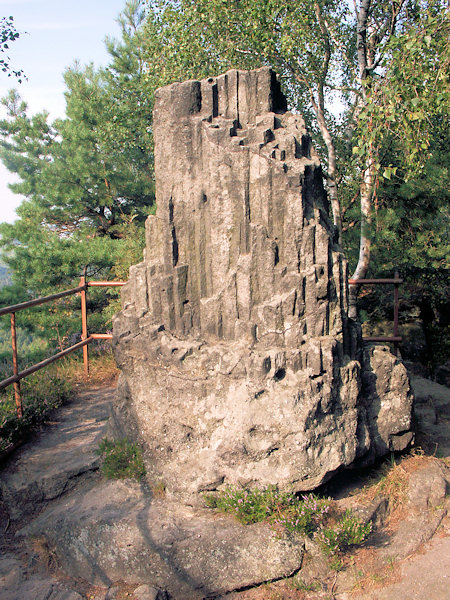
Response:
[[204, 485, 371, 561], [204, 486, 331, 533], [204, 485, 298, 525], [272, 493, 331, 535], [0, 370, 72, 452]]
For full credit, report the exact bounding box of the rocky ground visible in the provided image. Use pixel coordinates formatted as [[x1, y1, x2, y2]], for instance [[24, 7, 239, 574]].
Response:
[[0, 374, 448, 600]]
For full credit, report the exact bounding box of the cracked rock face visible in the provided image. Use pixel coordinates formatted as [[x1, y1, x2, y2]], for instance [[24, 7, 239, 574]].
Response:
[[112, 67, 413, 502]]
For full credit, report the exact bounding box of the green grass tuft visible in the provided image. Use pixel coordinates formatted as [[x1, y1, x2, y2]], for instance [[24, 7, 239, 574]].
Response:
[[97, 437, 146, 480], [315, 509, 372, 556], [204, 485, 330, 532]]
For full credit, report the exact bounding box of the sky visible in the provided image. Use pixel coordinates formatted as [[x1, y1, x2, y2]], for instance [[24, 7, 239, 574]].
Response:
[[0, 0, 129, 224]]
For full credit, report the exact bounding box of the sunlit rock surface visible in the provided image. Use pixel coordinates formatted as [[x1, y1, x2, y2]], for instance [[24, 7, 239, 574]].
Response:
[[112, 67, 413, 503]]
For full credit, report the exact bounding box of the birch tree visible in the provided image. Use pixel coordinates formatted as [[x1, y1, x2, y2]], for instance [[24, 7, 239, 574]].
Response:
[[143, 0, 449, 316]]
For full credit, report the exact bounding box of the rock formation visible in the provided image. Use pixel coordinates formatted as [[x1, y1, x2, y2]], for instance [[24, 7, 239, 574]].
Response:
[[112, 67, 413, 503]]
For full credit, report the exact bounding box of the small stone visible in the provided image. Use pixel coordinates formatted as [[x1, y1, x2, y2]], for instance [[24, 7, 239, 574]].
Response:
[[133, 584, 164, 600]]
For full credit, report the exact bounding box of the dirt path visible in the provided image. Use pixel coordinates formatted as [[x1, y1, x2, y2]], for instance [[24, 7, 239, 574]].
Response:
[[0, 386, 115, 600]]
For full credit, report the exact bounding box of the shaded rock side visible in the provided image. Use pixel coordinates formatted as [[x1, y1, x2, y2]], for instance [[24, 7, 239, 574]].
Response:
[[112, 67, 412, 501]]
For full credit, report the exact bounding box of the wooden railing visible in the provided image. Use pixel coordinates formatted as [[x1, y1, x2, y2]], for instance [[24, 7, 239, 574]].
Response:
[[348, 271, 402, 352], [0, 278, 125, 417]]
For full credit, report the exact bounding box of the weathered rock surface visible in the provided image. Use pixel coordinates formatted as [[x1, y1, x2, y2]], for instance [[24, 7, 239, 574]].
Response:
[[411, 374, 450, 456], [0, 387, 113, 520], [339, 535, 450, 600], [112, 66, 413, 501], [358, 345, 414, 463], [19, 479, 305, 599], [0, 379, 446, 600], [0, 552, 83, 600]]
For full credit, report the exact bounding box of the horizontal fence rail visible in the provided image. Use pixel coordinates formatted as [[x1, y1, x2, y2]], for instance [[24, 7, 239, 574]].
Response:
[[0, 278, 125, 417], [0, 338, 91, 391], [0, 285, 87, 317]]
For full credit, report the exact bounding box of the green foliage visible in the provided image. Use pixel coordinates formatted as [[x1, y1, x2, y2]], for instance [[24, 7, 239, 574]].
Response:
[[0, 264, 11, 288], [0, 15, 25, 81], [290, 578, 321, 592], [0, 1, 154, 341], [97, 437, 146, 480], [1, 0, 447, 369], [204, 486, 331, 533], [352, 9, 449, 182], [0, 322, 50, 379], [204, 485, 298, 525], [271, 493, 332, 535], [144, 1, 449, 331], [143, 0, 346, 156], [0, 370, 72, 452], [344, 115, 449, 366], [315, 509, 372, 557], [204, 485, 371, 561]]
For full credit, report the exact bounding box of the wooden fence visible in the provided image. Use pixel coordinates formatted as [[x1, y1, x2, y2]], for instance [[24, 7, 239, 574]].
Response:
[[0, 277, 125, 417]]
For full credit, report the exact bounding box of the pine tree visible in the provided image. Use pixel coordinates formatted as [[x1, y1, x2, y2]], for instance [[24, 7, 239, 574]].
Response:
[[0, 1, 155, 349]]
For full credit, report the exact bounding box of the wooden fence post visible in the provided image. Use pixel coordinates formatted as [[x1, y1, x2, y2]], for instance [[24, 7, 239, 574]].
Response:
[[393, 269, 400, 356], [80, 275, 89, 378], [10, 312, 23, 418]]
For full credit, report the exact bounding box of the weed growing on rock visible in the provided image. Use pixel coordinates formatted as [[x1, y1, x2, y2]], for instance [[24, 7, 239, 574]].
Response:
[[290, 576, 321, 592], [272, 493, 331, 534], [204, 485, 331, 533], [315, 509, 372, 556], [151, 479, 167, 497], [97, 437, 146, 480], [204, 485, 296, 524]]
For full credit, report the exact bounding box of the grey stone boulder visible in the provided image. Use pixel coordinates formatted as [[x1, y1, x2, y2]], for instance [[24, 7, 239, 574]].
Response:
[[112, 67, 413, 504], [19, 479, 305, 599], [358, 345, 414, 462]]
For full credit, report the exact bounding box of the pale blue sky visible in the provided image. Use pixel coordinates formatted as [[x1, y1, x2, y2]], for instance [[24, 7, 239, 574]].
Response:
[[0, 0, 130, 223]]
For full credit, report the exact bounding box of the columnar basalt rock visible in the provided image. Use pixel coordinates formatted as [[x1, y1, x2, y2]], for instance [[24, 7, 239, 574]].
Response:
[[112, 67, 413, 503]]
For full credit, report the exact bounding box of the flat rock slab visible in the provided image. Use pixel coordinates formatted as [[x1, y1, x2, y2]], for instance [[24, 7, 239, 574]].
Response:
[[0, 552, 82, 600], [0, 387, 114, 520], [338, 534, 450, 600], [19, 479, 305, 600]]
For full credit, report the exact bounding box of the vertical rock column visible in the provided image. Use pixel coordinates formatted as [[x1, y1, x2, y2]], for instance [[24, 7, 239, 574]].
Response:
[[112, 67, 412, 502]]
